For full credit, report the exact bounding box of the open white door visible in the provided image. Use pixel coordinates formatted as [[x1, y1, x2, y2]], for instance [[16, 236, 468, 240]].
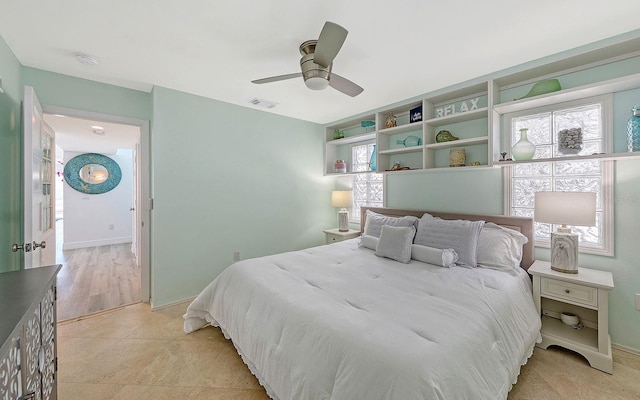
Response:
[[23, 86, 56, 268]]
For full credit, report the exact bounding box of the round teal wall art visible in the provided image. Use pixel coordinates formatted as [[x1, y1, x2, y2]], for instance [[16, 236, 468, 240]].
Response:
[[64, 153, 122, 194]]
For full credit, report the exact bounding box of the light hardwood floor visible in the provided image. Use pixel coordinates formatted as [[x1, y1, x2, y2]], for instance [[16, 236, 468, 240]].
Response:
[[56, 234, 140, 321], [57, 302, 640, 400]]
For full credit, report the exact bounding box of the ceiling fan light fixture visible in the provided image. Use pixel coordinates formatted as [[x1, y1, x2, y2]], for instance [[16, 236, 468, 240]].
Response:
[[304, 76, 330, 90]]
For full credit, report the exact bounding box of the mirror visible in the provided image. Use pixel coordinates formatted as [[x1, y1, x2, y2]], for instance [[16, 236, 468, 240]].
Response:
[[79, 164, 109, 184], [64, 153, 122, 194]]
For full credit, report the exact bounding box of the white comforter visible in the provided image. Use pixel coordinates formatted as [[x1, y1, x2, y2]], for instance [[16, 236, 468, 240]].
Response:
[[184, 239, 541, 400]]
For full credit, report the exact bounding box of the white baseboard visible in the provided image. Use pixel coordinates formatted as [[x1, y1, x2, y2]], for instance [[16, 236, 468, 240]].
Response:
[[612, 343, 640, 356], [62, 237, 132, 250], [150, 296, 195, 311]]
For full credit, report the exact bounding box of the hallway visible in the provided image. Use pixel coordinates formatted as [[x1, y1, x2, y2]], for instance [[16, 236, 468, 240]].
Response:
[[56, 220, 140, 321]]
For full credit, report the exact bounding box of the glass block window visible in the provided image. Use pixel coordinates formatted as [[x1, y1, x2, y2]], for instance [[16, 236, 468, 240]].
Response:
[[505, 96, 613, 255], [351, 143, 383, 221]]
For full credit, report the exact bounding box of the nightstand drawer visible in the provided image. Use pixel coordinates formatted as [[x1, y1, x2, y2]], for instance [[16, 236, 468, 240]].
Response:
[[326, 234, 341, 243], [540, 277, 597, 307]]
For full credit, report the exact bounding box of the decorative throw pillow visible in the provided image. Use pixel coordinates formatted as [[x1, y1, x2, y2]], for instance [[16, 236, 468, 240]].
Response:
[[375, 225, 416, 263], [477, 223, 528, 273], [362, 210, 418, 239], [414, 213, 484, 268], [411, 244, 459, 268]]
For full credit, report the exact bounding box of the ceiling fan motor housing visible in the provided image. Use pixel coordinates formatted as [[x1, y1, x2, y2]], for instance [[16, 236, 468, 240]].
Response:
[[299, 41, 331, 90]]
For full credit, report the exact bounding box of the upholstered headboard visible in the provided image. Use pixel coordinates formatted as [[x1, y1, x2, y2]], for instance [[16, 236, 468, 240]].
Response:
[[361, 207, 535, 270]]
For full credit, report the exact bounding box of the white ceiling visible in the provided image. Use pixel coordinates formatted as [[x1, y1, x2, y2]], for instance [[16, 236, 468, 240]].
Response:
[[44, 114, 140, 154], [2, 1, 639, 125]]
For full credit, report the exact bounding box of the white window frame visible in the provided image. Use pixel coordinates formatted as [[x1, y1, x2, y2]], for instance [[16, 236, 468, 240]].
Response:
[[350, 142, 383, 222], [503, 94, 614, 257]]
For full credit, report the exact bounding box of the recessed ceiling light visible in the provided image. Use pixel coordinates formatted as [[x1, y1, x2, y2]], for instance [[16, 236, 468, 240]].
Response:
[[90, 125, 104, 130], [75, 53, 100, 65]]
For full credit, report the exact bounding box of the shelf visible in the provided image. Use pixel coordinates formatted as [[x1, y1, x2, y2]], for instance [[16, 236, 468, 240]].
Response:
[[425, 136, 489, 150], [378, 146, 423, 155], [424, 107, 488, 126], [378, 123, 423, 136], [325, 132, 376, 146], [541, 316, 598, 352], [494, 151, 640, 166], [494, 72, 640, 114], [325, 170, 377, 176]]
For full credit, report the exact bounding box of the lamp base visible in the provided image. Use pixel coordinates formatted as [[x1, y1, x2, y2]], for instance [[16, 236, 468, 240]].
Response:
[[338, 209, 349, 232], [550, 232, 579, 274]]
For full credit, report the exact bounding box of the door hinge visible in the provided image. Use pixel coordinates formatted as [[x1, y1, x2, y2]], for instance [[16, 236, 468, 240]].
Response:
[[55, 356, 58, 372], [149, 198, 154, 210]]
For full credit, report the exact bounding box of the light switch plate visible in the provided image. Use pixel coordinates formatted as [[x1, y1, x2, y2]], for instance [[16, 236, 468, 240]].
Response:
[[635, 293, 640, 311]]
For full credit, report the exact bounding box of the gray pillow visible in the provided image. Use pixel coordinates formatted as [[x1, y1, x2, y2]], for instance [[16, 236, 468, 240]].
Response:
[[414, 213, 484, 268], [363, 210, 418, 238], [375, 225, 415, 263]]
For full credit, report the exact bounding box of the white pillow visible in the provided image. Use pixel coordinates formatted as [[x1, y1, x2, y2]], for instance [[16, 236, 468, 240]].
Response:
[[477, 223, 528, 273], [362, 210, 418, 239], [360, 234, 379, 250], [414, 213, 484, 268], [375, 225, 415, 263], [411, 244, 459, 268]]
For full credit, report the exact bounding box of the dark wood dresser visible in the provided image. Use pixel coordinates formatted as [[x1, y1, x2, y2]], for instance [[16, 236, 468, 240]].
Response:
[[0, 265, 61, 400]]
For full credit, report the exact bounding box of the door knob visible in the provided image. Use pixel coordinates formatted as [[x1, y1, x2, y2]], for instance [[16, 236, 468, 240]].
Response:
[[33, 240, 46, 250], [130, 207, 135, 211], [11, 243, 32, 252]]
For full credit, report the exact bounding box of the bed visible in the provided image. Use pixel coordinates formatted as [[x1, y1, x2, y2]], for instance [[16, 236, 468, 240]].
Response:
[[184, 207, 542, 399]]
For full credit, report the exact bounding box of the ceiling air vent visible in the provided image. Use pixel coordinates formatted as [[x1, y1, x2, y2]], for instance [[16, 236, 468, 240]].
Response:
[[249, 98, 278, 109]]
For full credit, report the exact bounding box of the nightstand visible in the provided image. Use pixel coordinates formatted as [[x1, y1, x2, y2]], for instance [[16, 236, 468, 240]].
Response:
[[528, 260, 614, 373], [323, 228, 360, 245]]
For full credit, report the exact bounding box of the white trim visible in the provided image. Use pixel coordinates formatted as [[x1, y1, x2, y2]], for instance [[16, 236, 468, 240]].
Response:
[[41, 105, 152, 302], [150, 296, 195, 311], [612, 343, 640, 356]]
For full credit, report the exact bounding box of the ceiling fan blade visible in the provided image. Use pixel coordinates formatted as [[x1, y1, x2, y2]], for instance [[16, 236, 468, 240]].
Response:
[[329, 73, 363, 97], [252, 73, 302, 84], [313, 21, 348, 68]]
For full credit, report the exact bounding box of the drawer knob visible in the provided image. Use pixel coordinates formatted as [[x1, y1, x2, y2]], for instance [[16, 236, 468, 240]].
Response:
[[565, 289, 571, 294]]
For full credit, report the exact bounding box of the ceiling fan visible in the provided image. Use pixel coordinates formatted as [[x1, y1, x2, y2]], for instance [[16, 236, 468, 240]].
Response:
[[252, 21, 364, 97]]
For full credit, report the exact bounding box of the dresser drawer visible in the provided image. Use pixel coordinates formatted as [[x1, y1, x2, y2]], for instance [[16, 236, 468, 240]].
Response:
[[540, 277, 598, 307]]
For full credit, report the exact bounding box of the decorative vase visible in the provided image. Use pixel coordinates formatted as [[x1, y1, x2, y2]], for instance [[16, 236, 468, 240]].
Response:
[[627, 105, 640, 152], [369, 145, 377, 171], [396, 135, 422, 147], [512, 128, 536, 160]]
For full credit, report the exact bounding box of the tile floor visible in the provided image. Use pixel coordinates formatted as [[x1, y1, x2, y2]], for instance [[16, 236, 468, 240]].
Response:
[[57, 302, 640, 400]]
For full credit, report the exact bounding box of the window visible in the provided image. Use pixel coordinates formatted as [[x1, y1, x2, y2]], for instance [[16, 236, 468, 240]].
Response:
[[351, 143, 383, 221], [504, 96, 613, 255]]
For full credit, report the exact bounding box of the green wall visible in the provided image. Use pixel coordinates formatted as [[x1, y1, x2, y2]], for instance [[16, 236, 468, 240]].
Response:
[[0, 37, 23, 272], [151, 86, 331, 306]]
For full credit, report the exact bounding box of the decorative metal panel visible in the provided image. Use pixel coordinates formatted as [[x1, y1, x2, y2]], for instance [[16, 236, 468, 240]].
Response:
[[23, 307, 42, 400], [0, 336, 22, 400], [41, 287, 56, 400]]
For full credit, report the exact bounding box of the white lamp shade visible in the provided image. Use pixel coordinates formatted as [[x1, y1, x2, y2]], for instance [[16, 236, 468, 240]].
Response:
[[534, 191, 596, 226], [331, 191, 353, 208]]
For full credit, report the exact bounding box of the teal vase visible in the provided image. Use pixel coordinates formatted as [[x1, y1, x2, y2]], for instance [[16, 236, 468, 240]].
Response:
[[627, 106, 640, 152], [369, 145, 377, 171], [396, 135, 422, 147]]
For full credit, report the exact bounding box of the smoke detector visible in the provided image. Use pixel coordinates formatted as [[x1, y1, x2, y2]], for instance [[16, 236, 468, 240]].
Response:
[[75, 53, 100, 65]]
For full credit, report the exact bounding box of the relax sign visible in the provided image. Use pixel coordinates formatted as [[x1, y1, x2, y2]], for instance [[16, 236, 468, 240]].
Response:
[[435, 97, 480, 118]]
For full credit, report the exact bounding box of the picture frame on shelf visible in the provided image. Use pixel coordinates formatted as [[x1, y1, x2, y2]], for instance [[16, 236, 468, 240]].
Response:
[[410, 105, 422, 123]]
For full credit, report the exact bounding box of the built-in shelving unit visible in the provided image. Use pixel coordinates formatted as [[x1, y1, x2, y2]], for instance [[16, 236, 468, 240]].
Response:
[[323, 35, 640, 176]]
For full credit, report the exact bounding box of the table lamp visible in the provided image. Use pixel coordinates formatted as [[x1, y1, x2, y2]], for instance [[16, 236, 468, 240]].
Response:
[[331, 191, 353, 232], [534, 191, 596, 273]]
